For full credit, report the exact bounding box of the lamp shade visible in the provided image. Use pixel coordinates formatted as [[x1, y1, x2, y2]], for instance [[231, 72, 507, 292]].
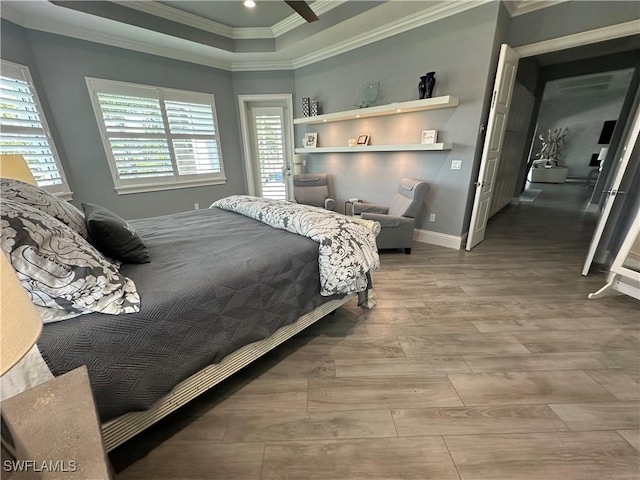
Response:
[[0, 154, 37, 186], [597, 147, 609, 162], [0, 253, 42, 375]]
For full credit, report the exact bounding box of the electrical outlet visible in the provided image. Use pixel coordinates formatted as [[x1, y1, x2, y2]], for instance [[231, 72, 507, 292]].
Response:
[[429, 213, 436, 223], [451, 160, 462, 170], [194, 203, 200, 210]]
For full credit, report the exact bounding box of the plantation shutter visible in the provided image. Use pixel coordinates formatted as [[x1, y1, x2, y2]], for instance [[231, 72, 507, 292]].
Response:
[[0, 60, 69, 193], [254, 109, 286, 200], [165, 100, 220, 176], [87, 78, 225, 193], [95, 93, 173, 181]]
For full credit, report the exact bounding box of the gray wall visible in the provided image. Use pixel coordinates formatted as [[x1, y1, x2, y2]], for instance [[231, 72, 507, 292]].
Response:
[[2, 20, 249, 219], [534, 90, 628, 178], [232, 71, 296, 97], [294, 3, 502, 237], [27, 29, 249, 219]]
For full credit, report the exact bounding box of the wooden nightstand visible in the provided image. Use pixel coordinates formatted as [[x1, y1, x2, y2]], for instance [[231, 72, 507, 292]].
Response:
[[2, 366, 112, 479]]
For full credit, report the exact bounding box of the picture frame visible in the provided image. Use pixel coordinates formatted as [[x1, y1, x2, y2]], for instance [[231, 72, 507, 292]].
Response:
[[421, 129, 437, 145], [357, 134, 370, 146], [304, 133, 318, 148]]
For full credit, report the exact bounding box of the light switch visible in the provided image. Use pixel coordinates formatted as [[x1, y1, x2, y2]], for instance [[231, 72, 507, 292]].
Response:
[[451, 160, 462, 170]]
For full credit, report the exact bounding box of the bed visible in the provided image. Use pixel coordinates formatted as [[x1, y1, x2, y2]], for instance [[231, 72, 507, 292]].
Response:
[[0, 184, 380, 451]]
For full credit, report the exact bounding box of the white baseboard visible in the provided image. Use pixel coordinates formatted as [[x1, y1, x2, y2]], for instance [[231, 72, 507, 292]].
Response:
[[414, 228, 465, 250]]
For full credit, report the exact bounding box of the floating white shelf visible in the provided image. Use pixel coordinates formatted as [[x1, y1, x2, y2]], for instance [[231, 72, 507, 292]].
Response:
[[293, 95, 459, 125], [295, 143, 452, 154]]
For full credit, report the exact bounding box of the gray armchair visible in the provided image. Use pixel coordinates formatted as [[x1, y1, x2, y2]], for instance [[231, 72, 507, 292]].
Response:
[[353, 178, 429, 254], [293, 174, 336, 211]]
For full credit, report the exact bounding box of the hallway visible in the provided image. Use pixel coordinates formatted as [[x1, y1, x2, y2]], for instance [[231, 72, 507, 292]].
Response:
[[489, 181, 599, 254]]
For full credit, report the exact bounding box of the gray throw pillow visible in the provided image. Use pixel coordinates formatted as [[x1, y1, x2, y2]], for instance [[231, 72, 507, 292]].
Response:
[[82, 203, 150, 264], [1, 198, 140, 321], [0, 178, 88, 239]]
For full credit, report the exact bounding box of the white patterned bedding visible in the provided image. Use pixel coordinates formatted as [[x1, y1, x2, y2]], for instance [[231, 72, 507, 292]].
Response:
[[212, 195, 380, 296]]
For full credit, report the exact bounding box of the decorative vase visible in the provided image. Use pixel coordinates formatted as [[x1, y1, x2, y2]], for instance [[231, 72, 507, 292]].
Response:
[[424, 72, 436, 99], [310, 100, 318, 116], [418, 76, 427, 99], [302, 97, 310, 117]]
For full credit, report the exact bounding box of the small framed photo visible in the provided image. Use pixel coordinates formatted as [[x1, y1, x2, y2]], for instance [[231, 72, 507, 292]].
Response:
[[357, 134, 370, 145], [421, 130, 438, 145], [304, 133, 318, 148]]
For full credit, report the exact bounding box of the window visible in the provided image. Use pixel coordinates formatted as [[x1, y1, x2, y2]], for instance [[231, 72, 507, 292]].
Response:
[[254, 108, 286, 200], [86, 78, 225, 194], [0, 60, 70, 195]]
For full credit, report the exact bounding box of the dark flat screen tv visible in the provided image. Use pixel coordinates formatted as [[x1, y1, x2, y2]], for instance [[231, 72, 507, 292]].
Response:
[[598, 120, 616, 144]]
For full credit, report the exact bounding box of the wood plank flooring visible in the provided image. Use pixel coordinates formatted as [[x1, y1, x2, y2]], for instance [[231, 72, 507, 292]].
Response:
[[113, 184, 639, 479]]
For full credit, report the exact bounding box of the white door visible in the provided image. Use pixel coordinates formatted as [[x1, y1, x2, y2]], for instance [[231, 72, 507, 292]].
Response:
[[582, 102, 640, 275], [489, 82, 535, 216], [238, 95, 295, 201], [466, 44, 520, 250], [249, 107, 290, 200]]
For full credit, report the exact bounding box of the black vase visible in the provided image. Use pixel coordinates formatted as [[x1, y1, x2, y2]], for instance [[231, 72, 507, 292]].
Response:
[[424, 72, 436, 98], [418, 76, 427, 99]]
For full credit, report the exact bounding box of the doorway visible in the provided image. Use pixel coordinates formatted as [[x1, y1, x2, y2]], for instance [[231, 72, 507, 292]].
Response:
[[238, 95, 295, 200], [467, 33, 640, 274]]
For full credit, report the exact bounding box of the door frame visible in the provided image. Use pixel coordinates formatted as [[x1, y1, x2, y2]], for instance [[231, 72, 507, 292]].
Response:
[[238, 94, 295, 199], [466, 21, 638, 249]]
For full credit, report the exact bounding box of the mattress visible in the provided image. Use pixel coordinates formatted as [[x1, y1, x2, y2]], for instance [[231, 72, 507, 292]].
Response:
[[37, 208, 339, 421]]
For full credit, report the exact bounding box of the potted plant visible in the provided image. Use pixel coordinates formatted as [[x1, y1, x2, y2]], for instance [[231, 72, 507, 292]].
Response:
[[533, 127, 568, 168], [529, 127, 569, 183]]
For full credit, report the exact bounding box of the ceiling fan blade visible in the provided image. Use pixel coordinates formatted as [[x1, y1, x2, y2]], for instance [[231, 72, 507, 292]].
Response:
[[284, 1, 319, 23]]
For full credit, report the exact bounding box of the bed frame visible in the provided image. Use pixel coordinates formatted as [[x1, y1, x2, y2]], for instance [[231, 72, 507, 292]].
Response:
[[102, 294, 364, 451], [102, 216, 381, 451]]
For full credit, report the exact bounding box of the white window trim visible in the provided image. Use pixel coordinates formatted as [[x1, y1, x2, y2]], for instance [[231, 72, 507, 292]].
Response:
[[0, 59, 72, 197], [85, 77, 226, 195]]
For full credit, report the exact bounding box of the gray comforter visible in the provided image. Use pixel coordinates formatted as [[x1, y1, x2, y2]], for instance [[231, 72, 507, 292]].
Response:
[[38, 208, 339, 421]]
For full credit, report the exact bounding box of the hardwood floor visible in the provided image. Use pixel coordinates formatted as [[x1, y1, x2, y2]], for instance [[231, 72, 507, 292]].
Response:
[[112, 184, 639, 479]]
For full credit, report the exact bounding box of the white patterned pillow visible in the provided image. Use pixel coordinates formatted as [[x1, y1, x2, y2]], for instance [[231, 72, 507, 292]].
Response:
[[1, 198, 140, 321], [1, 178, 88, 239]]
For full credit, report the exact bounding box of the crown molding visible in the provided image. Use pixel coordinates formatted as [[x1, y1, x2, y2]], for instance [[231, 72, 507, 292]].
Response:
[[231, 60, 295, 72], [111, 1, 234, 37], [509, 0, 570, 17], [233, 27, 275, 40], [502, 1, 518, 16], [291, 0, 491, 69], [514, 20, 640, 57], [7, 0, 625, 74], [18, 12, 232, 70], [0, 3, 25, 25]]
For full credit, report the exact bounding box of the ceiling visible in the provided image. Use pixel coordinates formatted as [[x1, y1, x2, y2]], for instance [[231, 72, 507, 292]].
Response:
[[0, 0, 614, 71], [159, 1, 301, 28], [543, 68, 635, 100]]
